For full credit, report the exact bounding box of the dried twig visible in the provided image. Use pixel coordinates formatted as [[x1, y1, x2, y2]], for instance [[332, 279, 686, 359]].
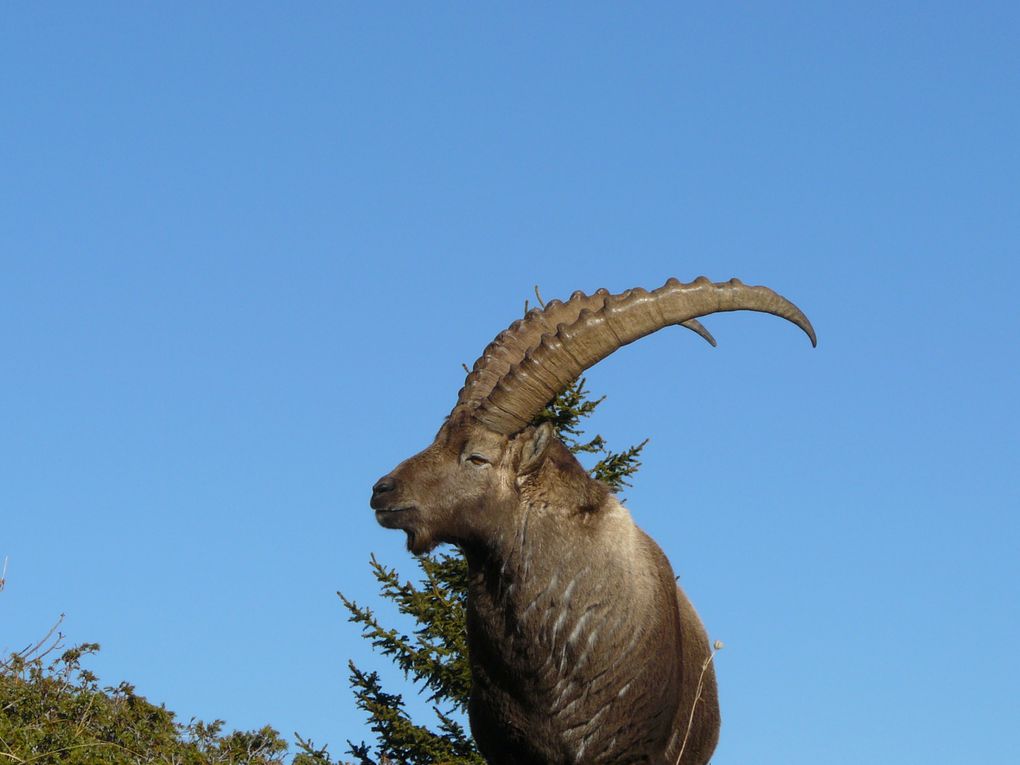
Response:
[[0, 614, 67, 672], [19, 614, 66, 660], [675, 640, 724, 765]]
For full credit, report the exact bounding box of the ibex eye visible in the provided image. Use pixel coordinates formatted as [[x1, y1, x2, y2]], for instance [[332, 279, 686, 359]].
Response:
[[466, 455, 489, 466]]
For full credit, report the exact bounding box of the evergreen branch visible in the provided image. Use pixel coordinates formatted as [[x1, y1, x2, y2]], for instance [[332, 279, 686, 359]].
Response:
[[591, 438, 649, 492], [339, 555, 472, 709], [346, 663, 481, 764]]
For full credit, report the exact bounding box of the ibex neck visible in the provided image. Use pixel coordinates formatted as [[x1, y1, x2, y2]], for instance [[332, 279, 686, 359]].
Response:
[[464, 497, 662, 682], [467, 501, 608, 607]]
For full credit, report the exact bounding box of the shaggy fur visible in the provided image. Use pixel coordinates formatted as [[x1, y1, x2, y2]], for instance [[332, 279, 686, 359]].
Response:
[[372, 418, 720, 764]]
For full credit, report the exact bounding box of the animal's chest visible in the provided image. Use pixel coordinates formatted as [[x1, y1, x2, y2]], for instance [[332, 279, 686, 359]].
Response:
[[465, 577, 677, 764]]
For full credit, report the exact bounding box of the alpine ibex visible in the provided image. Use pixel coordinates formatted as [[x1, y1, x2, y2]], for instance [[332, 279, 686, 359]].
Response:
[[370, 277, 815, 765]]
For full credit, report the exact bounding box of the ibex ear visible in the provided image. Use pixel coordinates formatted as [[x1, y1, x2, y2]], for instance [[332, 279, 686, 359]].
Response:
[[519, 422, 554, 474]]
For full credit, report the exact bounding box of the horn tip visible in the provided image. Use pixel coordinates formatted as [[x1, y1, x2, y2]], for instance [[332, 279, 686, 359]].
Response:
[[802, 321, 818, 347], [681, 318, 717, 347]]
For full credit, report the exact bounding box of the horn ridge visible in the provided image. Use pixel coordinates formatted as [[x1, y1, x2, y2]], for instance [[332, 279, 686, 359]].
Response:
[[452, 288, 612, 413], [473, 277, 815, 433]]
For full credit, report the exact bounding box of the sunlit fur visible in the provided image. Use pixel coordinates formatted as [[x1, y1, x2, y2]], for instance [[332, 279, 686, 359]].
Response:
[[371, 411, 720, 764]]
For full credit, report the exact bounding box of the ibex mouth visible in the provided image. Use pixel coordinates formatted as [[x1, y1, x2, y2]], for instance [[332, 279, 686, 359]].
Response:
[[374, 505, 430, 553], [375, 506, 416, 528]]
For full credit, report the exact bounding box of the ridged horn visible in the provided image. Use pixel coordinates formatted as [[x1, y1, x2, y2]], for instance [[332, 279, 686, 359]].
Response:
[[472, 277, 815, 434], [454, 297, 717, 418], [452, 289, 610, 415]]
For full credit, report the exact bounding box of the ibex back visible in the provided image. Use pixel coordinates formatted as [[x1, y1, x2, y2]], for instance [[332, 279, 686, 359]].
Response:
[[370, 277, 816, 764]]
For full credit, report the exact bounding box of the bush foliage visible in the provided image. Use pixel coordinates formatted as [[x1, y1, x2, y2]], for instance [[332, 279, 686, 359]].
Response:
[[0, 618, 310, 765]]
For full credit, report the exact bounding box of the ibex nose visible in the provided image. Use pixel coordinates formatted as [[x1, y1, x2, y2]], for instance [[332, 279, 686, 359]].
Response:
[[371, 475, 397, 505]]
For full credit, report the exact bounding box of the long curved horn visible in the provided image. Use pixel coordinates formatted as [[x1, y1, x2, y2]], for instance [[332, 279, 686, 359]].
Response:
[[454, 297, 717, 417], [471, 277, 815, 434]]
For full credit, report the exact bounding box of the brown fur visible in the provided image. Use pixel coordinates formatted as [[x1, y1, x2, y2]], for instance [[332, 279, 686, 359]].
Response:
[[371, 418, 720, 764]]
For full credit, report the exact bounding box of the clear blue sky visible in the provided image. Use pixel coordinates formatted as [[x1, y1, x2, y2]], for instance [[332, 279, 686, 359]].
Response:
[[3, 3, 1018, 763]]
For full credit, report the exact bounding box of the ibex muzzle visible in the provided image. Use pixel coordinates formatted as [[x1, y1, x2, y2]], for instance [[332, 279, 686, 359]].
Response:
[[370, 277, 815, 764]]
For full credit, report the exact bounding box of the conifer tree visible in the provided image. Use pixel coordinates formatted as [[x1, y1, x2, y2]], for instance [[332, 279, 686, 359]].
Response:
[[336, 374, 647, 765]]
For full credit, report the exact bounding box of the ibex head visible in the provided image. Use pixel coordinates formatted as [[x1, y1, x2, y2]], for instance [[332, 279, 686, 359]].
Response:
[[370, 277, 815, 554]]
